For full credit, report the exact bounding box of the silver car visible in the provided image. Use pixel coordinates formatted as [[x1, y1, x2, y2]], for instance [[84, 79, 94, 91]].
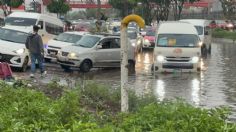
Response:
[[57, 34, 135, 72]]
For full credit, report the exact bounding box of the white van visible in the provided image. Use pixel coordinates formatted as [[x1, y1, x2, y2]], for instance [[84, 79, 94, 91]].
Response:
[[180, 19, 212, 55], [153, 22, 201, 73], [4, 12, 64, 45]]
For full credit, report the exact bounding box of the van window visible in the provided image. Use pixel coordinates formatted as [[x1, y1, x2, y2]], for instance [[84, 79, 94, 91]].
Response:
[[45, 22, 63, 35], [5, 17, 37, 26], [156, 34, 199, 47], [194, 26, 203, 35], [37, 21, 44, 29]]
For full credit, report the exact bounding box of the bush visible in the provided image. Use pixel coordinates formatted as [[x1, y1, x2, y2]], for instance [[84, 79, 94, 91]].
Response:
[[0, 81, 235, 131], [212, 29, 236, 42]]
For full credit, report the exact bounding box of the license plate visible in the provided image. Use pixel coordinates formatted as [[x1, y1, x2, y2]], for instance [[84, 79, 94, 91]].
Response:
[[173, 69, 182, 72], [50, 52, 56, 55]]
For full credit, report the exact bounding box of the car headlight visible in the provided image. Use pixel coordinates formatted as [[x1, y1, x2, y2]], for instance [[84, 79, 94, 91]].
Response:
[[199, 41, 203, 47], [132, 42, 136, 47], [157, 55, 164, 62], [14, 48, 25, 54], [68, 52, 78, 58], [192, 56, 199, 63], [144, 39, 149, 43]]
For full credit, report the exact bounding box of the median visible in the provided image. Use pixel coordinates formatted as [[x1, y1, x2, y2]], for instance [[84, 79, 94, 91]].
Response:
[[212, 28, 236, 43]]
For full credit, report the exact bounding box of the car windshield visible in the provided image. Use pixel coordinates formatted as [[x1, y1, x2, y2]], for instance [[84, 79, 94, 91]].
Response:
[[128, 31, 137, 39], [156, 34, 199, 47], [0, 28, 28, 43], [54, 33, 82, 43], [194, 26, 203, 35], [146, 31, 155, 36], [5, 17, 37, 26], [75, 35, 101, 48]]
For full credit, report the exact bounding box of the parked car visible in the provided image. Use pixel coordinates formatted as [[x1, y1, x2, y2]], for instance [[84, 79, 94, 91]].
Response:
[[0, 26, 30, 71], [57, 34, 135, 72], [45, 31, 87, 62]]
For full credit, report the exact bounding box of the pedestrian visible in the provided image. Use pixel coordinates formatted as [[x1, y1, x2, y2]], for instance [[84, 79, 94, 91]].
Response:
[[25, 25, 46, 78]]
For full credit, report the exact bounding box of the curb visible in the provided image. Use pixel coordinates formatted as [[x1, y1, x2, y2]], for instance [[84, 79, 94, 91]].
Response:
[[213, 38, 235, 44]]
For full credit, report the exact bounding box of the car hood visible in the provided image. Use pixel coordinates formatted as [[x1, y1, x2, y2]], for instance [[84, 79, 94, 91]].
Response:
[[144, 36, 155, 42], [0, 39, 25, 53], [47, 39, 73, 48], [61, 45, 92, 54]]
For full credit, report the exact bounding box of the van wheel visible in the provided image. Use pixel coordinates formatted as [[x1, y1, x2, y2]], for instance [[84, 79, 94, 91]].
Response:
[[60, 65, 71, 71], [80, 60, 92, 73], [20, 57, 29, 72]]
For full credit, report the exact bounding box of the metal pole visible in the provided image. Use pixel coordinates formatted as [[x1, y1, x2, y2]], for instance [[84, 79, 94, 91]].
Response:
[[121, 24, 129, 112]]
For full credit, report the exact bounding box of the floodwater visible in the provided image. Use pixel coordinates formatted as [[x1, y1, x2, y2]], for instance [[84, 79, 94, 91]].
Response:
[[14, 42, 236, 120]]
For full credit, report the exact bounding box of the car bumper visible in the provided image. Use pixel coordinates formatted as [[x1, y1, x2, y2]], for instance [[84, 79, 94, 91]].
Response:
[[45, 48, 59, 61], [0, 53, 25, 67], [153, 62, 200, 73], [57, 56, 81, 67]]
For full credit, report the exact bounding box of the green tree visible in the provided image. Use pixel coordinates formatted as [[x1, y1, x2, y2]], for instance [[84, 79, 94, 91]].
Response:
[[108, 0, 137, 17], [47, 0, 70, 17], [173, 0, 199, 20], [0, 0, 24, 16], [220, 0, 236, 20]]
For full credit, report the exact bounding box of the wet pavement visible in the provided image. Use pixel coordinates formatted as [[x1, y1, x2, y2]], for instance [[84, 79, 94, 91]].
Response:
[[14, 42, 236, 120]]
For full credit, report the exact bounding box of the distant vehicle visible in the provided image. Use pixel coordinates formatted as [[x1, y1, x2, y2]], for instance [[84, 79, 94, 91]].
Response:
[[57, 34, 135, 72], [4, 12, 64, 45], [45, 31, 87, 62], [142, 29, 155, 49], [180, 19, 212, 55], [0, 26, 30, 72], [153, 22, 201, 73]]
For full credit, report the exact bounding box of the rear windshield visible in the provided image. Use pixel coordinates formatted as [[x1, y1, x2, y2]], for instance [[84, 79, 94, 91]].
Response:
[[156, 34, 199, 47], [5, 17, 37, 26]]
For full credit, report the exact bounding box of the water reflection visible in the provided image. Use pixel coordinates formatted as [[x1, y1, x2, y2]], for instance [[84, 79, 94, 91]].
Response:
[[191, 78, 200, 106], [155, 80, 165, 101]]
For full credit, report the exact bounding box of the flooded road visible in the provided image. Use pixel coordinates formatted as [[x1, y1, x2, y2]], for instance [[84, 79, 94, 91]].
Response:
[[14, 42, 236, 119]]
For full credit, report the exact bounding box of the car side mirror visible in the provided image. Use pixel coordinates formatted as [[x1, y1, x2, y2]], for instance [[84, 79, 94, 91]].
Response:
[[204, 31, 209, 35], [96, 45, 102, 49]]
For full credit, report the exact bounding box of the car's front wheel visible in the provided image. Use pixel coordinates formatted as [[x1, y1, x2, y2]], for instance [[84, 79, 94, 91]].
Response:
[[80, 60, 92, 73], [19, 57, 29, 72]]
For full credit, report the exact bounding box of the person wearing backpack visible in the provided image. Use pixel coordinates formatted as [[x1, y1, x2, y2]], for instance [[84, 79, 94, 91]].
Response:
[[25, 25, 46, 78]]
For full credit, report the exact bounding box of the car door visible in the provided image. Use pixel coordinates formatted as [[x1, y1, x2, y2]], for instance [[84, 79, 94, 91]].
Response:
[[94, 37, 120, 67]]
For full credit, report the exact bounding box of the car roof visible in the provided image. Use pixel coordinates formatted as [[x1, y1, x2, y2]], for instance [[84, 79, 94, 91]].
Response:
[[179, 19, 209, 26], [158, 21, 198, 35], [64, 31, 88, 35], [85, 33, 120, 39], [8, 12, 41, 19]]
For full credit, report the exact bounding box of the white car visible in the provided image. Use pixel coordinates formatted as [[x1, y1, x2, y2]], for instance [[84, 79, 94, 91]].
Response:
[[0, 27, 30, 71], [45, 31, 87, 62], [57, 34, 135, 72]]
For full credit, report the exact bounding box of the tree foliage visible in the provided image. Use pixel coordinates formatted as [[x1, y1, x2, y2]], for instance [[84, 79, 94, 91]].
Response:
[[47, 0, 70, 16], [0, 0, 24, 16], [220, 0, 236, 20], [108, 0, 137, 17]]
